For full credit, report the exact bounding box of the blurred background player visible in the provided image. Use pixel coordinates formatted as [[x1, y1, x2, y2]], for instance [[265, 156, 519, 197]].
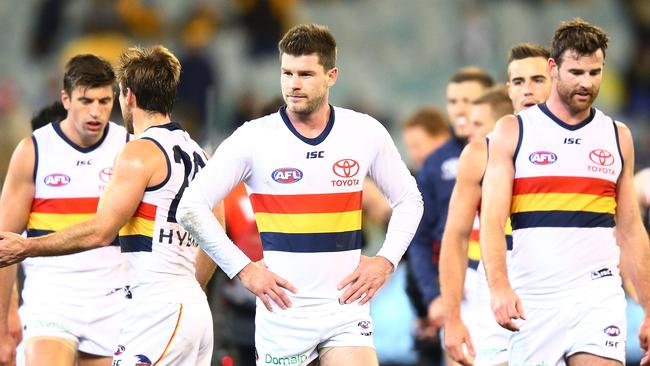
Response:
[[408, 67, 494, 364], [0, 54, 128, 366], [440, 43, 551, 366]]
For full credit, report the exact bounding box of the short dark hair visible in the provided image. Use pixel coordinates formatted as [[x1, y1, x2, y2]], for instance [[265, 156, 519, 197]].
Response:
[[449, 66, 494, 88], [403, 107, 450, 137], [473, 84, 513, 120], [63, 54, 115, 96], [278, 23, 337, 70], [551, 18, 608, 66], [508, 43, 550, 64], [116, 45, 181, 115]]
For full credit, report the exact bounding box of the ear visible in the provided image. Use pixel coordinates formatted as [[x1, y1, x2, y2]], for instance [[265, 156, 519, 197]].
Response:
[[327, 67, 339, 87], [548, 58, 558, 79], [60, 90, 71, 110], [125, 87, 136, 107]]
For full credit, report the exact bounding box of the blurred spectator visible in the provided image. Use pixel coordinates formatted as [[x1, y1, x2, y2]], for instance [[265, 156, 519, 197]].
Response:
[[235, 0, 296, 57], [0, 78, 30, 188]]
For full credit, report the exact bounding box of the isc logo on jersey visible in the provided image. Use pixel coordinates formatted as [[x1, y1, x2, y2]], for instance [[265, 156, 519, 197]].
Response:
[[44, 173, 71, 187], [529, 151, 557, 165], [272, 167, 303, 184]]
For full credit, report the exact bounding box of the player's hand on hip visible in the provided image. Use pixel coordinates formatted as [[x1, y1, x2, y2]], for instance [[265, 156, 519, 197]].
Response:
[[638, 315, 650, 365], [444, 318, 475, 366], [490, 285, 525, 332], [0, 332, 17, 366], [0, 233, 28, 267], [237, 261, 297, 311], [337, 255, 393, 305]]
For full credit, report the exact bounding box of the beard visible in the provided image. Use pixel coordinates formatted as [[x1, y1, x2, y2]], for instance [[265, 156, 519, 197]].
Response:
[[122, 108, 134, 134], [557, 78, 599, 115], [286, 92, 325, 116]]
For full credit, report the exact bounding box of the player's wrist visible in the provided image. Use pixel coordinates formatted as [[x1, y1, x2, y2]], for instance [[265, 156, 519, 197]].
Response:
[[376, 255, 394, 273]]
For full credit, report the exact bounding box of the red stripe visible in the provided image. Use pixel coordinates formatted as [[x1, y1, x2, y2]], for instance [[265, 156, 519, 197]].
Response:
[[31, 197, 99, 214], [133, 202, 157, 220], [249, 191, 362, 214], [513, 176, 616, 197]]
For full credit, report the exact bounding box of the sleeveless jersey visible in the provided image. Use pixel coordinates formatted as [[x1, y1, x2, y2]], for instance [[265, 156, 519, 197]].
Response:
[[24, 121, 128, 302], [218, 106, 419, 311], [510, 103, 623, 305], [118, 123, 207, 302]]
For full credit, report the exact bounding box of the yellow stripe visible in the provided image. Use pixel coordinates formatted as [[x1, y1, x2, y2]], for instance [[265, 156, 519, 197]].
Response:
[[255, 210, 362, 234], [27, 212, 94, 231], [511, 193, 616, 214], [505, 217, 513, 235], [468, 240, 481, 261], [118, 216, 155, 237]]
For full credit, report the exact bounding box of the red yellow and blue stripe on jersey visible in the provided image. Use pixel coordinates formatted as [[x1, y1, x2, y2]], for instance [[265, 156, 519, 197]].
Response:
[[511, 176, 616, 230], [27, 197, 120, 246], [249, 191, 362, 253], [119, 202, 157, 252], [467, 217, 513, 270]]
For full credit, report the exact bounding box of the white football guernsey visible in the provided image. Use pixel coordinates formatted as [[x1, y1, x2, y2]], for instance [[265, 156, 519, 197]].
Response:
[[24, 121, 128, 303], [510, 103, 623, 306]]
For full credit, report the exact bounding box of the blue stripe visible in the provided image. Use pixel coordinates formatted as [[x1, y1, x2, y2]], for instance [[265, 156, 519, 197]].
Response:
[[119, 235, 153, 252], [511, 211, 615, 230], [506, 235, 513, 250], [513, 114, 523, 163], [260, 230, 362, 253], [279, 105, 335, 146], [468, 259, 480, 270], [29, 229, 120, 246], [31, 135, 39, 183]]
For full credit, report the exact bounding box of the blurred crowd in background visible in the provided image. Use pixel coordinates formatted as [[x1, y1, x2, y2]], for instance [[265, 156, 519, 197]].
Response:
[[0, 0, 649, 365]]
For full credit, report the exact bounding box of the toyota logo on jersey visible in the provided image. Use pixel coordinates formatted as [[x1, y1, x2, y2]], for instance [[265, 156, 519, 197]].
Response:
[[589, 149, 614, 166], [332, 159, 359, 178]]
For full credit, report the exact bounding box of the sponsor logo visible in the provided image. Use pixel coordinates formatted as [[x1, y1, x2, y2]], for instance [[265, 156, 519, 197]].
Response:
[[589, 149, 614, 166], [605, 340, 621, 348], [264, 353, 307, 365], [529, 151, 557, 165], [306, 151, 325, 159], [134, 354, 152, 366], [604, 325, 621, 337], [114, 345, 125, 356], [358, 320, 373, 336], [272, 167, 303, 184], [563, 137, 582, 145], [158, 228, 198, 247], [332, 159, 359, 178], [99, 167, 114, 183], [591, 268, 613, 280], [76, 159, 93, 166], [44, 173, 71, 187]]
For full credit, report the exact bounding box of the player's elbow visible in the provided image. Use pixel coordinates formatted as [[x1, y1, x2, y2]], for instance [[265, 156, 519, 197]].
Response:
[[176, 192, 200, 230]]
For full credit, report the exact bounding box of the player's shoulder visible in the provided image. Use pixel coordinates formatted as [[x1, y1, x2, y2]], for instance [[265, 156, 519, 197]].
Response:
[[333, 106, 384, 129]]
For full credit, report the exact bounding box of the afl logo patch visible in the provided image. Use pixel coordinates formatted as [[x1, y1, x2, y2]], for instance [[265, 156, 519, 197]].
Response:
[[272, 167, 303, 184], [603, 325, 620, 337], [529, 151, 557, 165], [44, 173, 71, 187]]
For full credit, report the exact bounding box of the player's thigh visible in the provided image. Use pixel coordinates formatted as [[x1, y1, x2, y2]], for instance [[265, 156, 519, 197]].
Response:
[[24, 337, 76, 366], [567, 352, 622, 366], [78, 352, 112, 366], [318, 346, 378, 366]]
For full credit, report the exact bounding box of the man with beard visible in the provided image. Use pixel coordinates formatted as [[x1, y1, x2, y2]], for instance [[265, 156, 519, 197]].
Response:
[[408, 67, 493, 345], [176, 23, 423, 366], [440, 43, 551, 366], [0, 45, 220, 365], [481, 19, 650, 365]]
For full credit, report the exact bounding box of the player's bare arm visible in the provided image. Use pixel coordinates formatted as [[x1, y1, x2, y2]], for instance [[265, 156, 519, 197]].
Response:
[[439, 140, 487, 364], [612, 122, 650, 364], [0, 139, 160, 263], [480, 115, 525, 332], [0, 136, 36, 365], [635, 168, 650, 222]]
